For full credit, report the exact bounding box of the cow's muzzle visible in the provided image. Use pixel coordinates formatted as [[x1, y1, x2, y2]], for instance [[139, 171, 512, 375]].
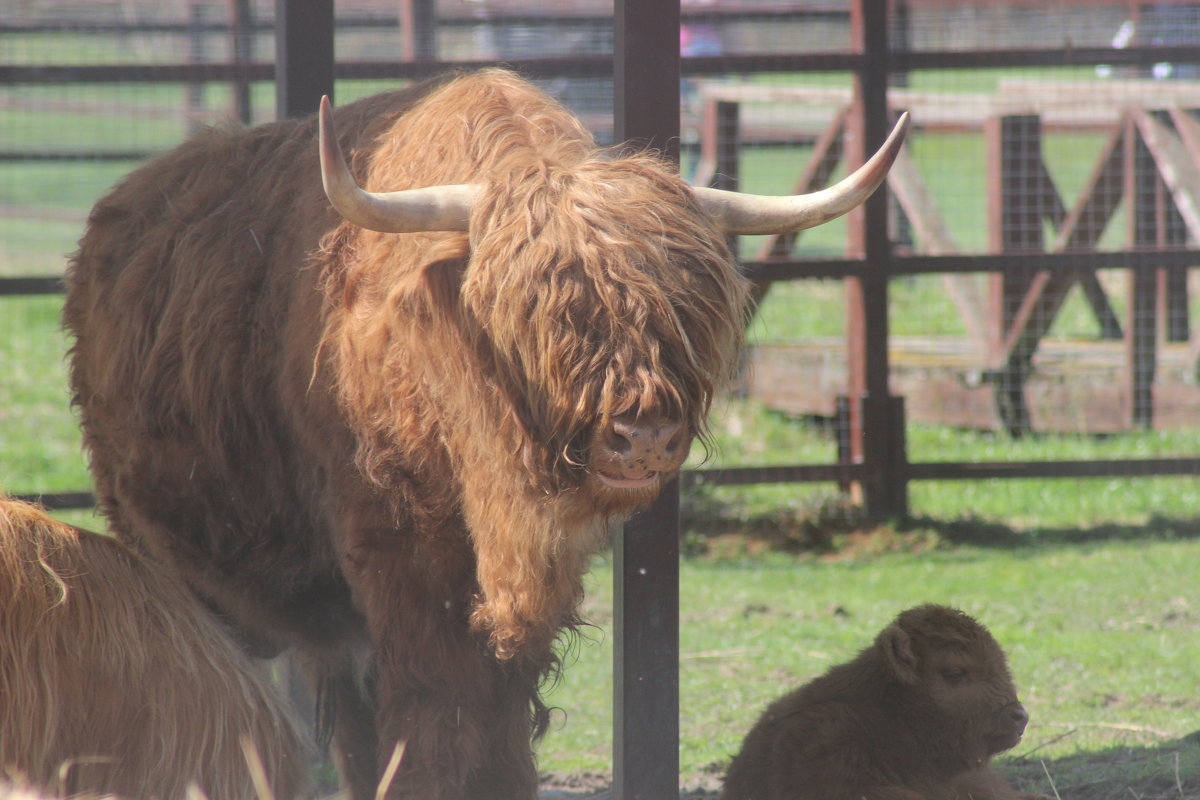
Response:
[[593, 414, 688, 490]]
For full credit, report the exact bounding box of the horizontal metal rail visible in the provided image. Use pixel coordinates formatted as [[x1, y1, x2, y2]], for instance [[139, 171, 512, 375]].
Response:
[[11, 250, 1200, 297], [23, 452, 1200, 512], [6, 43, 1200, 86], [1, 7, 845, 37]]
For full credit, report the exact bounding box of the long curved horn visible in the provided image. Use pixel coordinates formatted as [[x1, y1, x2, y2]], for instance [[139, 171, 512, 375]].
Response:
[[318, 96, 475, 233], [692, 111, 910, 235]]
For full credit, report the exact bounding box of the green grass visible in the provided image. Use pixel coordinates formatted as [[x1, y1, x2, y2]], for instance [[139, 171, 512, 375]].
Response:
[[536, 536, 1200, 793], [0, 296, 88, 494], [687, 395, 1200, 529]]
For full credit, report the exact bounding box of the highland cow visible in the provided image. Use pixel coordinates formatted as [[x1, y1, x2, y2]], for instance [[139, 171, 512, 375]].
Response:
[[0, 497, 309, 800], [64, 68, 907, 800], [722, 604, 1044, 800]]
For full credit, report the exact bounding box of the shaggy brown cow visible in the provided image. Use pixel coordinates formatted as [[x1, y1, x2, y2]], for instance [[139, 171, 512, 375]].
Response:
[[0, 497, 308, 800], [722, 604, 1042, 800], [64, 68, 906, 800]]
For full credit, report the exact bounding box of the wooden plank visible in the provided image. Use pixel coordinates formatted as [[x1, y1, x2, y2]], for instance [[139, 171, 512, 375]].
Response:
[[1168, 107, 1200, 164], [699, 79, 1200, 116], [753, 105, 850, 260], [998, 79, 1200, 111], [1053, 117, 1128, 340], [885, 144, 989, 353], [1052, 119, 1127, 248], [985, 113, 1042, 434], [1126, 114, 1160, 429], [997, 118, 1130, 368], [747, 338, 1200, 434], [1134, 109, 1200, 242]]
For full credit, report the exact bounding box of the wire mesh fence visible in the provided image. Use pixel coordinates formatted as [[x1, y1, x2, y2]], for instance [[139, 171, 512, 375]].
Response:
[[4, 0, 1200, 526]]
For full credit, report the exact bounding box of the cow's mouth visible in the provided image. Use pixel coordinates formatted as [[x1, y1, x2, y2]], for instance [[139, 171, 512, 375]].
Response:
[[595, 470, 659, 490]]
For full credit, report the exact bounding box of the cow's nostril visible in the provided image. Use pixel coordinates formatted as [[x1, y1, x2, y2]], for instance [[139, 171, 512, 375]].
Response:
[[1010, 704, 1029, 726], [608, 419, 638, 458]]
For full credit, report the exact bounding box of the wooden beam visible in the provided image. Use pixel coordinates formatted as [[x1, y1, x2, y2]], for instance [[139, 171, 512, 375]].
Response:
[[1134, 109, 1200, 242], [997, 120, 1129, 365], [754, 105, 850, 260], [1126, 114, 1160, 428], [885, 143, 989, 354]]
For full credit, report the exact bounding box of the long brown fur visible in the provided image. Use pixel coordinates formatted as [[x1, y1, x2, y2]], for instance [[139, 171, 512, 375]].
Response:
[[0, 498, 309, 800], [64, 69, 749, 800], [722, 605, 1046, 800]]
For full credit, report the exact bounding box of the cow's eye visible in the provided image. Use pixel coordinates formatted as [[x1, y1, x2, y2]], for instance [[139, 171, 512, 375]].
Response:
[[941, 668, 968, 683]]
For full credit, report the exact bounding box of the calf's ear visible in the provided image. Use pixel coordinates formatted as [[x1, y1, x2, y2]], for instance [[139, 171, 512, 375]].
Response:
[[878, 623, 920, 684]]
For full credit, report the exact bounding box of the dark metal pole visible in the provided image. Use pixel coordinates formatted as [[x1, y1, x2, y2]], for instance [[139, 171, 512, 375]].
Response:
[[230, 0, 254, 124], [400, 0, 437, 61], [613, 3, 681, 799], [275, 0, 334, 120], [849, 0, 903, 518], [615, 0, 681, 162]]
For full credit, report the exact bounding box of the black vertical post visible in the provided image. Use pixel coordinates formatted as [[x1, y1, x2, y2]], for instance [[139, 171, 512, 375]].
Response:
[[613, 3, 681, 800], [400, 0, 438, 61], [187, 3, 206, 134], [714, 100, 741, 257], [275, 0, 334, 120], [850, 0, 902, 518], [230, 0, 254, 124], [1127, 121, 1159, 429]]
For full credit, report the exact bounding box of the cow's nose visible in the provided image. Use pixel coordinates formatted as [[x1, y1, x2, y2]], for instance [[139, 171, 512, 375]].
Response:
[[604, 415, 687, 472]]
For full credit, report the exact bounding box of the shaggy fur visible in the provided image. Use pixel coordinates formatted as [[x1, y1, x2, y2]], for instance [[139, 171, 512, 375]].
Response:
[[64, 69, 749, 800], [722, 605, 1045, 800], [0, 498, 309, 800]]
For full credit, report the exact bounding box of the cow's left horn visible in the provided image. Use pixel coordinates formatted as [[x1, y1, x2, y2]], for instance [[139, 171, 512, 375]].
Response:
[[318, 96, 475, 233], [692, 111, 910, 235]]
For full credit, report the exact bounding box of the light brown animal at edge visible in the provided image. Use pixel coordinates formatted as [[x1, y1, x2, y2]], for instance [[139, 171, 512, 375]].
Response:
[[722, 604, 1049, 800], [63, 68, 907, 800], [0, 497, 310, 800]]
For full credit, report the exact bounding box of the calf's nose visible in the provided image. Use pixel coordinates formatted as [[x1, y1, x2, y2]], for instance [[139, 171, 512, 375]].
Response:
[[1009, 703, 1030, 732]]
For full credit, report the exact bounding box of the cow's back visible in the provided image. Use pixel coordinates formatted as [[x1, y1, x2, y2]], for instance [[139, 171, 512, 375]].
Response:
[[62, 80, 449, 651]]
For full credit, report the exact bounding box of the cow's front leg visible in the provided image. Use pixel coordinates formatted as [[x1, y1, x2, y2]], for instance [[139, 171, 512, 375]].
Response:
[[343, 527, 543, 800], [372, 634, 543, 800]]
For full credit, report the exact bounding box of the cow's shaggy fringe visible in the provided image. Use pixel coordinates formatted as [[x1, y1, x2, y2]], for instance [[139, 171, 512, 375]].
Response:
[[0, 498, 310, 800]]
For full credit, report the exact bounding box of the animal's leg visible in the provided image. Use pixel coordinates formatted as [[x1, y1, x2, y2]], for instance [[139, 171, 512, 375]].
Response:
[[345, 550, 539, 799], [370, 623, 542, 800], [319, 668, 379, 800], [461, 663, 546, 800]]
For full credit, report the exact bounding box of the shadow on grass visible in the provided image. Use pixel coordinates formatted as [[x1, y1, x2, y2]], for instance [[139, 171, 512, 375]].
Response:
[[898, 514, 1200, 550], [1003, 730, 1200, 800], [680, 482, 1200, 559]]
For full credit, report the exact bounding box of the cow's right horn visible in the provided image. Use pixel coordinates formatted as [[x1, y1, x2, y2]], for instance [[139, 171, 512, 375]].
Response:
[[692, 111, 909, 235], [318, 96, 475, 233]]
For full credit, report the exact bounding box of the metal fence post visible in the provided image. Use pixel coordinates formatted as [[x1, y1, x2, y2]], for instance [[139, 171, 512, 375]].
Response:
[[848, 0, 902, 519], [613, 2, 681, 798], [275, 0, 333, 120]]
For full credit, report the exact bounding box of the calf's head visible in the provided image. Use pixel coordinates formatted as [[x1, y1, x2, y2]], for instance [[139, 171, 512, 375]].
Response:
[[878, 604, 1029, 759]]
